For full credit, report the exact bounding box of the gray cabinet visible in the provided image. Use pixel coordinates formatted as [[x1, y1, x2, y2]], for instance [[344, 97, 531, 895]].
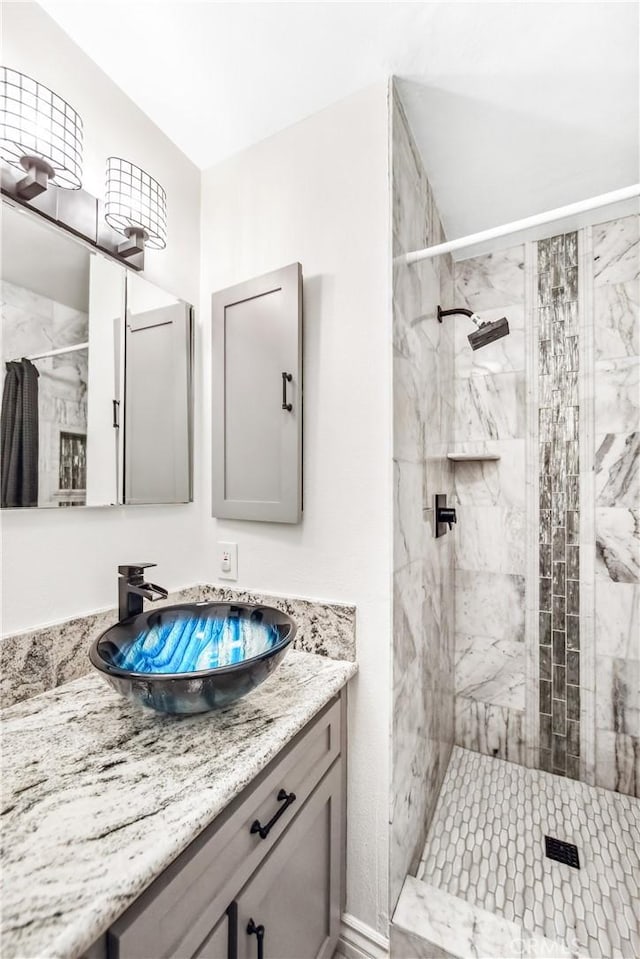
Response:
[[211, 263, 302, 524], [104, 695, 345, 959], [192, 910, 233, 959], [124, 273, 193, 505], [237, 764, 342, 959]]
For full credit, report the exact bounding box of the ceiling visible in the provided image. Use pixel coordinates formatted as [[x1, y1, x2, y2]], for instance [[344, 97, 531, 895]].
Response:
[[40, 1, 639, 239]]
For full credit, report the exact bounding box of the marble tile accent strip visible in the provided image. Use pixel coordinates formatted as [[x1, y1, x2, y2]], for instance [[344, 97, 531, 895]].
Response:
[[0, 651, 357, 959], [537, 232, 580, 779], [0, 585, 356, 708], [416, 746, 639, 958]]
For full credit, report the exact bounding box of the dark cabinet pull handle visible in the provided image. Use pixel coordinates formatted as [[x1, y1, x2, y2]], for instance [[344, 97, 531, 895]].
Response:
[[112, 399, 120, 428], [281, 371, 293, 411], [250, 788, 296, 840], [227, 902, 238, 959], [247, 919, 265, 959]]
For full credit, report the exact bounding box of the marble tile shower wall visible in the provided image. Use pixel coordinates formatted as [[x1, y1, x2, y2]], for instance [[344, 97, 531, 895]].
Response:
[[390, 86, 456, 909], [450, 214, 639, 798], [592, 214, 639, 796], [451, 247, 527, 764]]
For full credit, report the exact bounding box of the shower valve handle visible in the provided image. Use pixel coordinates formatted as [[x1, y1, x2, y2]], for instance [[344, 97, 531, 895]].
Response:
[[435, 493, 458, 536], [438, 507, 457, 529]]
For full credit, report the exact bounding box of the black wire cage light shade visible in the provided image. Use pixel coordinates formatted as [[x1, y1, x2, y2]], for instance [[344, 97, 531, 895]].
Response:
[[105, 157, 167, 258], [0, 67, 83, 199]]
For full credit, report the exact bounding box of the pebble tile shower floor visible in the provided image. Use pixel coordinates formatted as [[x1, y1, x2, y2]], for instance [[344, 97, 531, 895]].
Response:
[[417, 747, 639, 958]]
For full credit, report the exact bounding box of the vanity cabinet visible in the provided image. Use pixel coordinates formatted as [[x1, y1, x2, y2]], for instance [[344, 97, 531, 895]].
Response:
[[100, 695, 344, 959], [211, 263, 303, 524], [235, 763, 341, 959]]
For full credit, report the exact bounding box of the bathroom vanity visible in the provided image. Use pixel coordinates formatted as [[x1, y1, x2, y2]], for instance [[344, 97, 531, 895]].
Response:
[[103, 696, 343, 959], [1, 648, 356, 959]]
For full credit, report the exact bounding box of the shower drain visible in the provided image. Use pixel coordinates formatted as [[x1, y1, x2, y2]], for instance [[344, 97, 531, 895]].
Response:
[[545, 835, 580, 869]]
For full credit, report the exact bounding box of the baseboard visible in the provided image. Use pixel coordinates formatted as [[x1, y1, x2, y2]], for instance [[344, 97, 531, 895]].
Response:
[[337, 912, 390, 959]]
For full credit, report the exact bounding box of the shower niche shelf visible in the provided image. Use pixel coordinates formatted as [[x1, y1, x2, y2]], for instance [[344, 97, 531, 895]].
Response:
[[447, 453, 501, 462]]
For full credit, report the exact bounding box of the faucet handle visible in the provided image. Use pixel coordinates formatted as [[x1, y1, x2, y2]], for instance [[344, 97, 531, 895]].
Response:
[[118, 563, 157, 580]]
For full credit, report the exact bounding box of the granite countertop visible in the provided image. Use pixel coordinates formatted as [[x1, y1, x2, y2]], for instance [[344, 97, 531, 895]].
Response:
[[0, 650, 357, 959]]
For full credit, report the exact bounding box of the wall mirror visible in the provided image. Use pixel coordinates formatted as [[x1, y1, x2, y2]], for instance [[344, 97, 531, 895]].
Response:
[[1, 200, 193, 508]]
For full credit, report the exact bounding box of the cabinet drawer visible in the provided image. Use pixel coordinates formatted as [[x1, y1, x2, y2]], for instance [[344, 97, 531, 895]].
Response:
[[108, 697, 342, 959]]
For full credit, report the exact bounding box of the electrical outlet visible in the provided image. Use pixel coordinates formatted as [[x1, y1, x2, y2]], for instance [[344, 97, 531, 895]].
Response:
[[217, 542, 238, 581]]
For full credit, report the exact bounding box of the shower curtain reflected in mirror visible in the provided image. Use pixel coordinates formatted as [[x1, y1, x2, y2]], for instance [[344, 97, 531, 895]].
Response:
[[1, 358, 40, 508]]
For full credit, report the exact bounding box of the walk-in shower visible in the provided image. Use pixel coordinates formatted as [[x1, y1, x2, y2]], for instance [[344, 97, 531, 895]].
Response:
[[392, 77, 639, 959]]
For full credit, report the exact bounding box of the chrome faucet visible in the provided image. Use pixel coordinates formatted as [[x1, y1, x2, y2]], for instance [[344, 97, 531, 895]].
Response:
[[118, 564, 168, 622]]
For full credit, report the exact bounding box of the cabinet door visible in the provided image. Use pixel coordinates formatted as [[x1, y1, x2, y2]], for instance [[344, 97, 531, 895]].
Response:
[[192, 905, 235, 959], [211, 263, 302, 524], [124, 273, 193, 505], [86, 253, 124, 506], [236, 764, 342, 959]]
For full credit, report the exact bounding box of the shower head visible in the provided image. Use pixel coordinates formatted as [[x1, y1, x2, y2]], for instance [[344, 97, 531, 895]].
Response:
[[467, 316, 510, 351], [437, 305, 510, 351]]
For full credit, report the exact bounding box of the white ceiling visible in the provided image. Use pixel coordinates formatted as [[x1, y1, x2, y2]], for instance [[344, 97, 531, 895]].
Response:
[[40, 1, 639, 239]]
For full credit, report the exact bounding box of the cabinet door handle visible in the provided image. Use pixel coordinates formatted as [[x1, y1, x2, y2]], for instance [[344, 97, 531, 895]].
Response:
[[112, 399, 120, 428], [227, 902, 238, 959], [250, 788, 296, 840], [281, 371, 293, 411], [247, 919, 265, 959]]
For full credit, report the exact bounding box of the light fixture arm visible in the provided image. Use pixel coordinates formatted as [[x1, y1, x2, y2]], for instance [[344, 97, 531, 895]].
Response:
[[16, 157, 56, 200], [118, 226, 148, 259]]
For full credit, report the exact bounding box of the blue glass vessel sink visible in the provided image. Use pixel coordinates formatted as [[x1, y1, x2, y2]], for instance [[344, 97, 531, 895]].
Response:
[[89, 602, 297, 715]]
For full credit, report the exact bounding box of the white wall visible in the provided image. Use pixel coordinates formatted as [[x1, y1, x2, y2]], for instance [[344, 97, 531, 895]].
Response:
[[1, 3, 203, 634], [200, 84, 393, 932], [1, 12, 394, 931]]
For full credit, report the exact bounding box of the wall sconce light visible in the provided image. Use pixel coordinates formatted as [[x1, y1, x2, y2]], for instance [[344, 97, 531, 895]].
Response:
[[0, 70, 167, 271], [104, 157, 167, 262], [0, 67, 83, 200]]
